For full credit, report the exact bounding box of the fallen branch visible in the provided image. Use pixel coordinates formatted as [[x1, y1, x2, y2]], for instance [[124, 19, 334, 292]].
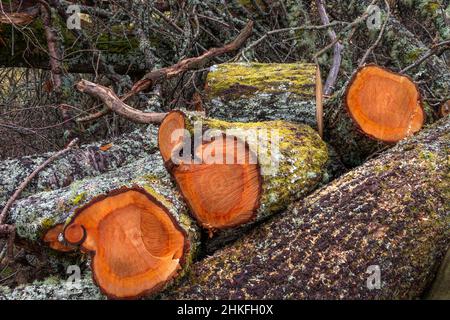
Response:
[[130, 20, 254, 95], [316, 0, 343, 96], [76, 80, 166, 124]]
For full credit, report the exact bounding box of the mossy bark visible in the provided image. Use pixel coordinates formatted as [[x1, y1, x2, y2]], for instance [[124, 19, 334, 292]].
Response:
[[179, 113, 329, 251], [203, 63, 318, 128], [0, 125, 158, 207], [166, 116, 450, 299], [5, 152, 199, 247]]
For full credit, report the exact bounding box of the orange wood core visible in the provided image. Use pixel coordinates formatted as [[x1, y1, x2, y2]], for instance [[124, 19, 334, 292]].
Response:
[[158, 111, 262, 230], [63, 188, 186, 299], [346, 65, 424, 142], [43, 224, 75, 252], [64, 224, 85, 245]]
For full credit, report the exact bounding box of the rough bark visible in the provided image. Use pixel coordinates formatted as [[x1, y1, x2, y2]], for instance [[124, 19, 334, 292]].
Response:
[[0, 125, 159, 207], [203, 63, 318, 128], [4, 149, 200, 298], [0, 273, 103, 300], [166, 116, 450, 300]]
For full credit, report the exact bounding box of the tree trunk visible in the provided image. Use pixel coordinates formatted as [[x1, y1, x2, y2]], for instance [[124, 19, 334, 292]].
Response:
[[165, 116, 450, 300], [5, 151, 200, 298], [0, 125, 158, 207]]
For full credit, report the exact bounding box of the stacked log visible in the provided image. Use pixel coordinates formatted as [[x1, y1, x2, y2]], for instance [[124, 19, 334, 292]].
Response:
[[3, 116, 448, 300]]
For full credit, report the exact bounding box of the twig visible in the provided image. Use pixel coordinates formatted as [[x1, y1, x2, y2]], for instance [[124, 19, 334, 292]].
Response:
[[358, 0, 391, 67], [316, 0, 343, 96], [401, 40, 450, 74], [0, 138, 79, 226], [237, 20, 348, 60], [0, 138, 78, 260], [76, 80, 167, 124]]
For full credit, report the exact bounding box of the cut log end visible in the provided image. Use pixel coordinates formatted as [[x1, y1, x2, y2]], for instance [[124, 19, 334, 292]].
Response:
[[346, 64, 424, 142], [63, 187, 188, 299], [158, 111, 262, 230]]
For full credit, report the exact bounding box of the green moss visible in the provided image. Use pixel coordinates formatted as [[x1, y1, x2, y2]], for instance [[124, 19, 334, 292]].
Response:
[[41, 217, 56, 230], [70, 192, 87, 206], [206, 63, 316, 98]]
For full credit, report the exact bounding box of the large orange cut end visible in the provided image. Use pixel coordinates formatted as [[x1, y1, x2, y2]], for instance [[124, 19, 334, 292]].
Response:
[[346, 65, 424, 142], [159, 111, 262, 230], [63, 188, 187, 299]]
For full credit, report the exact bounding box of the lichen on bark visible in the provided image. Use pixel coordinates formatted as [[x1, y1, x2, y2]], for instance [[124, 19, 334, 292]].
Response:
[[204, 63, 318, 127]]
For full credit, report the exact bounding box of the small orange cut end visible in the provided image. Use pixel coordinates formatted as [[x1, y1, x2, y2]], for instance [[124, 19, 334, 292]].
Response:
[[158, 111, 186, 163], [346, 65, 424, 142], [43, 224, 75, 252]]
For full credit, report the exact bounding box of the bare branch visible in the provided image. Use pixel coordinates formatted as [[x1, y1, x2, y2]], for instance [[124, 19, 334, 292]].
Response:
[[76, 80, 167, 124]]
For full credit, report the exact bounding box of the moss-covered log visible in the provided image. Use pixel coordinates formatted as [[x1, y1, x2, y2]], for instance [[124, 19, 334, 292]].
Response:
[[166, 116, 450, 300], [203, 63, 319, 128], [0, 125, 158, 207], [5, 151, 196, 243], [159, 112, 328, 249]]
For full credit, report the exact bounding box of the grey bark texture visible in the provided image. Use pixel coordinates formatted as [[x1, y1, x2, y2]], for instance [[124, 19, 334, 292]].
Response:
[[0, 125, 158, 207]]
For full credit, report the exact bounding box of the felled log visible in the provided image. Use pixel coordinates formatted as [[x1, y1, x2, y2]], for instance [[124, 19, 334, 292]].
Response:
[[158, 111, 328, 234], [0, 126, 158, 207], [166, 116, 450, 300], [201, 62, 426, 168], [202, 62, 319, 128], [325, 64, 425, 167], [6, 153, 200, 299]]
